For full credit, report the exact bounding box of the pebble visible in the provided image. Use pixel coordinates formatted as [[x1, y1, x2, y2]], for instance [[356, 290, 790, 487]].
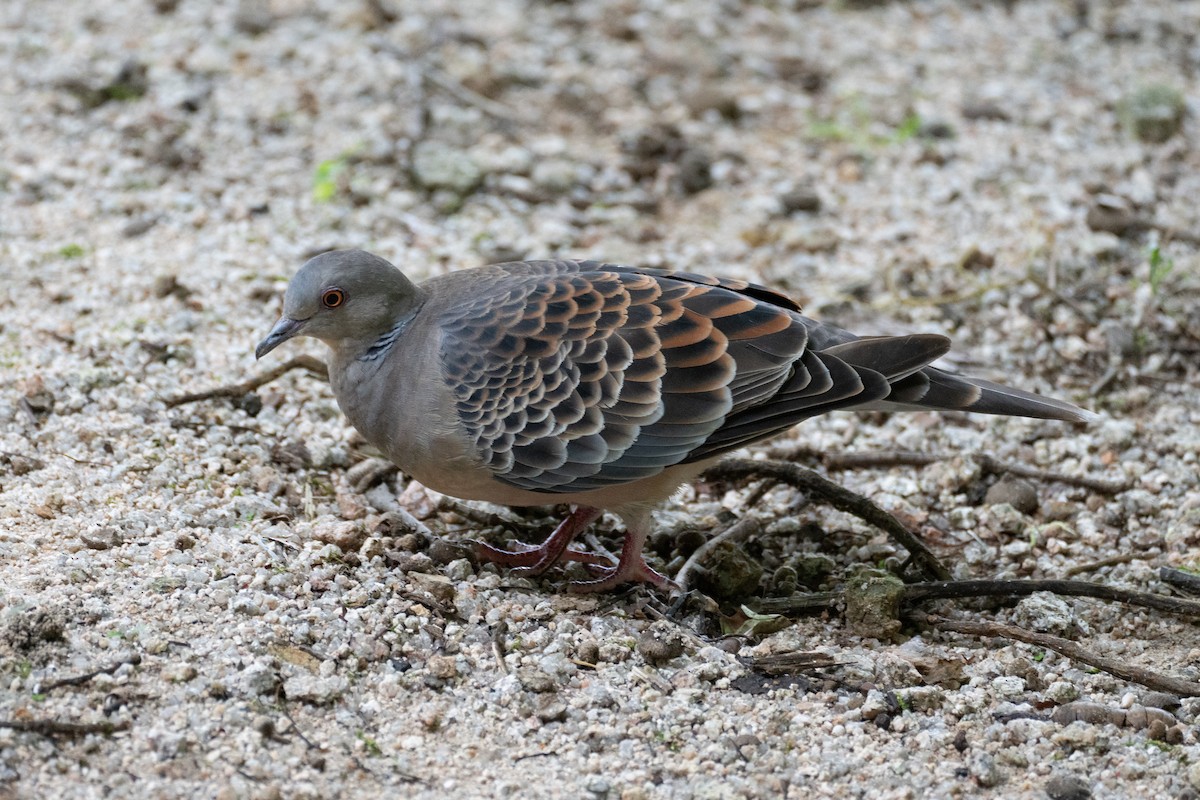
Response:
[[425, 655, 459, 681], [984, 474, 1039, 514], [693, 540, 763, 601], [515, 667, 556, 693], [1119, 85, 1185, 143], [1013, 593, 1076, 636], [778, 185, 822, 215], [637, 620, 687, 664], [1045, 773, 1093, 800], [969, 752, 1002, 788]]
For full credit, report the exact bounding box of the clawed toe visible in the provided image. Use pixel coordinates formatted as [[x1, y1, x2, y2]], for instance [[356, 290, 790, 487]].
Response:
[[568, 558, 677, 594], [471, 539, 612, 576], [465, 506, 674, 593], [470, 539, 543, 567]]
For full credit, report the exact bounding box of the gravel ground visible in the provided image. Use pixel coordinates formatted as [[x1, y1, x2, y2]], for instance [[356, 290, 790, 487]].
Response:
[[3, 1, 1200, 798]]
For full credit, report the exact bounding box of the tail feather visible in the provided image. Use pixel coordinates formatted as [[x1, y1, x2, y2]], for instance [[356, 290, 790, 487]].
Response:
[[913, 369, 1097, 423], [809, 326, 1096, 424], [822, 334, 951, 382]]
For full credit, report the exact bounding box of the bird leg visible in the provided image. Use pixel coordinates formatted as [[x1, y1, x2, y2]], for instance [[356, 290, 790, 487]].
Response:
[[472, 506, 606, 576]]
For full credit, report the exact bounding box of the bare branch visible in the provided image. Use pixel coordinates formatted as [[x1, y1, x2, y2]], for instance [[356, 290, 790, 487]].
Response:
[[704, 458, 953, 581], [903, 578, 1200, 618], [164, 355, 328, 408], [38, 654, 142, 693], [921, 613, 1200, 697], [0, 718, 131, 738]]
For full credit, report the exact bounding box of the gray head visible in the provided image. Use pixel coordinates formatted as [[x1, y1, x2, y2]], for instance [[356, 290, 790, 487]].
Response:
[[255, 250, 422, 359]]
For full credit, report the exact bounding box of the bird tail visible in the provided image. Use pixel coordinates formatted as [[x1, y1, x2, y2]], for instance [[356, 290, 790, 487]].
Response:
[[820, 334, 1097, 424]]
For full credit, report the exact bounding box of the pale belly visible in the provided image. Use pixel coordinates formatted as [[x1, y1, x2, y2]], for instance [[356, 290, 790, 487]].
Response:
[[331, 349, 712, 513], [399, 441, 715, 514]]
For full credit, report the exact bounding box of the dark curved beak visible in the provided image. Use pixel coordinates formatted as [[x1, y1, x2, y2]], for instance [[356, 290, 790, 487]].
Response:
[[255, 317, 307, 360]]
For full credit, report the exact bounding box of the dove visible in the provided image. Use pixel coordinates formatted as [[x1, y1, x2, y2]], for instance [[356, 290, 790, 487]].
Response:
[[256, 249, 1093, 592]]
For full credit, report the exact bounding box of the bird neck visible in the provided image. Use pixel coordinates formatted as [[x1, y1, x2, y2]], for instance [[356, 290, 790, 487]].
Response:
[[322, 294, 421, 363], [356, 306, 421, 362]]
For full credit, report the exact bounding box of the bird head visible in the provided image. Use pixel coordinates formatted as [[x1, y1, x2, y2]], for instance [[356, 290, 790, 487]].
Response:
[[255, 249, 420, 359]]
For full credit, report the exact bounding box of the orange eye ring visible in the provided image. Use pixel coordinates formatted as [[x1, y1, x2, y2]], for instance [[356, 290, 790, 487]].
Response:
[[321, 288, 345, 309]]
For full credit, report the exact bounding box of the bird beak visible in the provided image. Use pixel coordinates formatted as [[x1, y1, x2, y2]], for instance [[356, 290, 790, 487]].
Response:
[[255, 317, 307, 360]]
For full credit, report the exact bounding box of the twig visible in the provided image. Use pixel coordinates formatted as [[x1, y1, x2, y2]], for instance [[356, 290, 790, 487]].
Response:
[[0, 718, 131, 738], [346, 457, 400, 492], [766, 447, 1127, 495], [491, 620, 509, 674], [673, 516, 762, 594], [0, 450, 47, 470], [1160, 226, 1200, 247], [903, 578, 1200, 618], [163, 355, 328, 407], [53, 451, 113, 467], [38, 654, 142, 693], [1063, 552, 1148, 576], [1089, 358, 1122, 397], [750, 576, 1200, 621], [1159, 567, 1200, 596], [421, 65, 521, 125], [704, 458, 952, 581], [801, 449, 938, 471], [388, 507, 435, 538], [752, 592, 842, 615], [740, 480, 774, 510], [363, 487, 434, 537], [630, 665, 674, 694], [920, 613, 1200, 697], [1, 449, 108, 468], [973, 454, 1128, 495], [398, 590, 458, 621], [371, 37, 522, 126], [279, 706, 317, 750], [740, 651, 840, 674]]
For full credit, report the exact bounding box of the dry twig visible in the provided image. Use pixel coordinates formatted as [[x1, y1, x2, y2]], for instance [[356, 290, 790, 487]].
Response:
[[163, 355, 328, 407], [0, 718, 131, 738], [973, 453, 1128, 495], [743, 577, 1200, 695], [920, 613, 1200, 697], [1063, 552, 1149, 576], [704, 458, 952, 581], [491, 620, 509, 674], [1159, 567, 1200, 596], [770, 446, 1127, 495], [740, 651, 840, 675], [421, 66, 522, 125], [752, 592, 842, 616], [903, 578, 1200, 617], [38, 654, 142, 693], [754, 578, 1200, 620]]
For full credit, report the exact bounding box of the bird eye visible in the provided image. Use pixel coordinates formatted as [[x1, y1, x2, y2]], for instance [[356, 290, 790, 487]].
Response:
[[321, 288, 345, 309]]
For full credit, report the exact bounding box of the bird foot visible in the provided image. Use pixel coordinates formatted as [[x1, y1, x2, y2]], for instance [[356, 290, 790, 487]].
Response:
[[470, 506, 606, 577], [471, 539, 611, 576], [468, 506, 674, 593], [568, 556, 677, 594]]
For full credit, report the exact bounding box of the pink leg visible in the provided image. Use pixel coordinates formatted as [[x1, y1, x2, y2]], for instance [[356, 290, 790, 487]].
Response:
[[472, 507, 606, 576], [569, 512, 677, 594]]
